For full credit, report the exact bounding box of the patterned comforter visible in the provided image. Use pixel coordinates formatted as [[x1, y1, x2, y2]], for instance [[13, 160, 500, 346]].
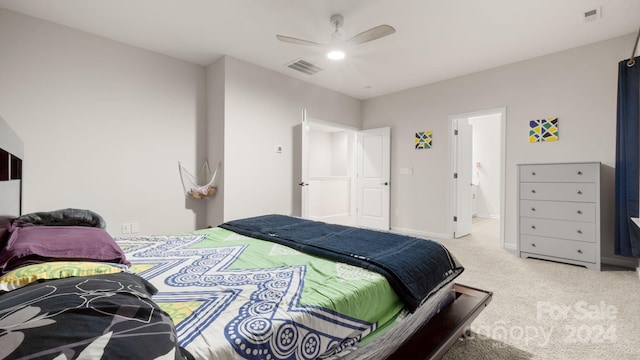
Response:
[[117, 227, 405, 359], [0, 217, 463, 360], [0, 272, 187, 359]]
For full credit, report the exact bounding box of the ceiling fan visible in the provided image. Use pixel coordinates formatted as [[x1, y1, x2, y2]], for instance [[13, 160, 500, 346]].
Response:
[[276, 14, 396, 60]]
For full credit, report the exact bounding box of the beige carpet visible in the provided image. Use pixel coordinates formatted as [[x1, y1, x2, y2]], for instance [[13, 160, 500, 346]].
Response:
[[440, 218, 640, 360]]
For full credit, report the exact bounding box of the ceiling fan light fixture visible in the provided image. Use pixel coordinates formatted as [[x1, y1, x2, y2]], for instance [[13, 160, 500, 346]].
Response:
[[277, 13, 395, 64], [327, 49, 346, 60]]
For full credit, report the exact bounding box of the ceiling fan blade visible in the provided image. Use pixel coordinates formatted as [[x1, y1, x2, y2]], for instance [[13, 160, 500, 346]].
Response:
[[276, 35, 324, 47], [345, 24, 396, 46]]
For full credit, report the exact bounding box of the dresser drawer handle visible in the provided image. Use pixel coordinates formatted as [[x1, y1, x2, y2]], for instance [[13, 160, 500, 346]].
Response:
[[577, 210, 582, 214], [531, 243, 536, 247], [577, 229, 583, 234], [531, 225, 536, 230], [531, 207, 536, 211], [577, 190, 582, 195], [531, 189, 536, 194], [577, 171, 583, 175], [531, 172, 536, 176], [577, 249, 583, 254]]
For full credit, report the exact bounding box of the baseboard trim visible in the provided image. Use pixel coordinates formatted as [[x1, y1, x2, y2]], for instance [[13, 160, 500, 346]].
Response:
[[474, 214, 500, 219], [391, 226, 516, 253], [601, 255, 638, 269], [308, 214, 351, 220]]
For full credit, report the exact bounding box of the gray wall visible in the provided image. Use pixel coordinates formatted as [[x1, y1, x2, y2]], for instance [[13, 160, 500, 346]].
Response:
[[205, 57, 226, 227], [0, 9, 362, 233], [2, 7, 636, 267], [363, 33, 634, 266], [0, 9, 208, 235], [207, 56, 362, 224]]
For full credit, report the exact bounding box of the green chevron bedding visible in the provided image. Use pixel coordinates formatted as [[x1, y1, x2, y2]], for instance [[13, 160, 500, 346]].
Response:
[[116, 227, 405, 359], [0, 222, 458, 360]]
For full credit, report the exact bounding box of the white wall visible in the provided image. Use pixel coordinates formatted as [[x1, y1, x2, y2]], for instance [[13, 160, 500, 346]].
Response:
[[331, 132, 352, 176], [0, 9, 208, 235], [308, 131, 333, 177], [307, 130, 353, 177], [308, 178, 351, 219], [211, 57, 362, 223], [305, 130, 353, 219], [307, 130, 352, 177], [363, 33, 633, 265], [469, 113, 501, 218]]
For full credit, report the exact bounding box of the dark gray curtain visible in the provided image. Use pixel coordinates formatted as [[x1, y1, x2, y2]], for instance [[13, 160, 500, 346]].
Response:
[[615, 56, 640, 257]]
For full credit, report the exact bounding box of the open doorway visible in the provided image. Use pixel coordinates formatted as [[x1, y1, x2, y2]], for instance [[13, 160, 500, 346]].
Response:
[[469, 114, 502, 221], [300, 115, 391, 230], [450, 108, 506, 247], [304, 118, 358, 226]]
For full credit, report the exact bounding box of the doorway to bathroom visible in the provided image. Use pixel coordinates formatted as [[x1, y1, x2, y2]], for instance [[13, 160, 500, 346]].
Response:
[[450, 108, 506, 247]]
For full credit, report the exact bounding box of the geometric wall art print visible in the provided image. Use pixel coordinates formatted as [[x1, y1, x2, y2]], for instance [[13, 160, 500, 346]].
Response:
[[415, 131, 432, 149], [529, 117, 559, 142]]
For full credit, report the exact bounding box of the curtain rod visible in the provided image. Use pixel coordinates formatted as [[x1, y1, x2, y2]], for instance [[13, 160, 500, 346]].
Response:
[[628, 26, 640, 67]]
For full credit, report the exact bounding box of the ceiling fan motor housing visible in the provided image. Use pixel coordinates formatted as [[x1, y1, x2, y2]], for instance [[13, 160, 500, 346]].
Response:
[[330, 14, 344, 29]]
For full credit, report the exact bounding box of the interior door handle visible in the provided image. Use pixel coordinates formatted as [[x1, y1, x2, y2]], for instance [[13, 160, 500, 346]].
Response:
[[381, 182, 389, 186], [298, 182, 309, 186]]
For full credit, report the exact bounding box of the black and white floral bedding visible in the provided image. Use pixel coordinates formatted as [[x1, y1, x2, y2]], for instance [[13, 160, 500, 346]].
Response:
[[0, 272, 192, 360]]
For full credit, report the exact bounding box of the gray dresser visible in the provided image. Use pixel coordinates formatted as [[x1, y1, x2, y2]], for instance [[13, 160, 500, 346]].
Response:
[[517, 162, 601, 270]]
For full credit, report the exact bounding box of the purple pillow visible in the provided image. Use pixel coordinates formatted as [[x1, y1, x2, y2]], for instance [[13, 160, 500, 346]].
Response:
[[0, 216, 14, 248], [0, 226, 130, 274]]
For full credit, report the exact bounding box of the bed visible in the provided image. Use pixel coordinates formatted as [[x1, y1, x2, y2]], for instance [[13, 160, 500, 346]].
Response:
[[0, 116, 491, 359]]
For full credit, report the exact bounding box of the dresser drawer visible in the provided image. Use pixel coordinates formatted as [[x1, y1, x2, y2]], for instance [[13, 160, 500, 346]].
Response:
[[519, 163, 598, 183], [520, 217, 595, 242], [520, 182, 596, 202], [519, 200, 596, 222], [520, 235, 595, 263]]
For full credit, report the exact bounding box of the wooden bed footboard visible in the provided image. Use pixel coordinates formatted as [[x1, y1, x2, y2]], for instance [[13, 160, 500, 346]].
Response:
[[388, 283, 493, 360]]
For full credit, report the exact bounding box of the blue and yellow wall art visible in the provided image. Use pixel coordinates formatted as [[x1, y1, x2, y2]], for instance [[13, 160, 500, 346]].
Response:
[[415, 131, 432, 149], [529, 117, 558, 142]]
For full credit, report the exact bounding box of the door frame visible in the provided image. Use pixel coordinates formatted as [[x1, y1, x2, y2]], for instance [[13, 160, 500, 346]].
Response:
[[448, 107, 507, 248]]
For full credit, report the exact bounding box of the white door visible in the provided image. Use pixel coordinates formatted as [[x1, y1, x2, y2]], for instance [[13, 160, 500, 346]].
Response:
[[454, 118, 473, 238], [300, 109, 310, 218], [356, 127, 391, 230]]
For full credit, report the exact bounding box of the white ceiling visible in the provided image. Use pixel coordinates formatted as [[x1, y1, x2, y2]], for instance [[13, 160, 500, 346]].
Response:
[[1, 0, 638, 99]]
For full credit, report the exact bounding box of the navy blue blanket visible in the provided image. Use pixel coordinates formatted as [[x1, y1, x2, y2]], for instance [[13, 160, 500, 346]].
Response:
[[220, 214, 464, 312]]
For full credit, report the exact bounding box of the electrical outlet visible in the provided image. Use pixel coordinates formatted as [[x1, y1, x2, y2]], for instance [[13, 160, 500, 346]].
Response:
[[122, 223, 131, 234], [131, 222, 140, 234]]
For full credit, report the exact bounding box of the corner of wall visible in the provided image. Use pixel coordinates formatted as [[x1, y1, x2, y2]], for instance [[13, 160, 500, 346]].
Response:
[[205, 57, 226, 227]]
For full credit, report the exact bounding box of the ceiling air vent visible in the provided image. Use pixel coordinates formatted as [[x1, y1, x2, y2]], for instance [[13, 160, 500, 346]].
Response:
[[583, 6, 602, 22], [286, 59, 322, 75]]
